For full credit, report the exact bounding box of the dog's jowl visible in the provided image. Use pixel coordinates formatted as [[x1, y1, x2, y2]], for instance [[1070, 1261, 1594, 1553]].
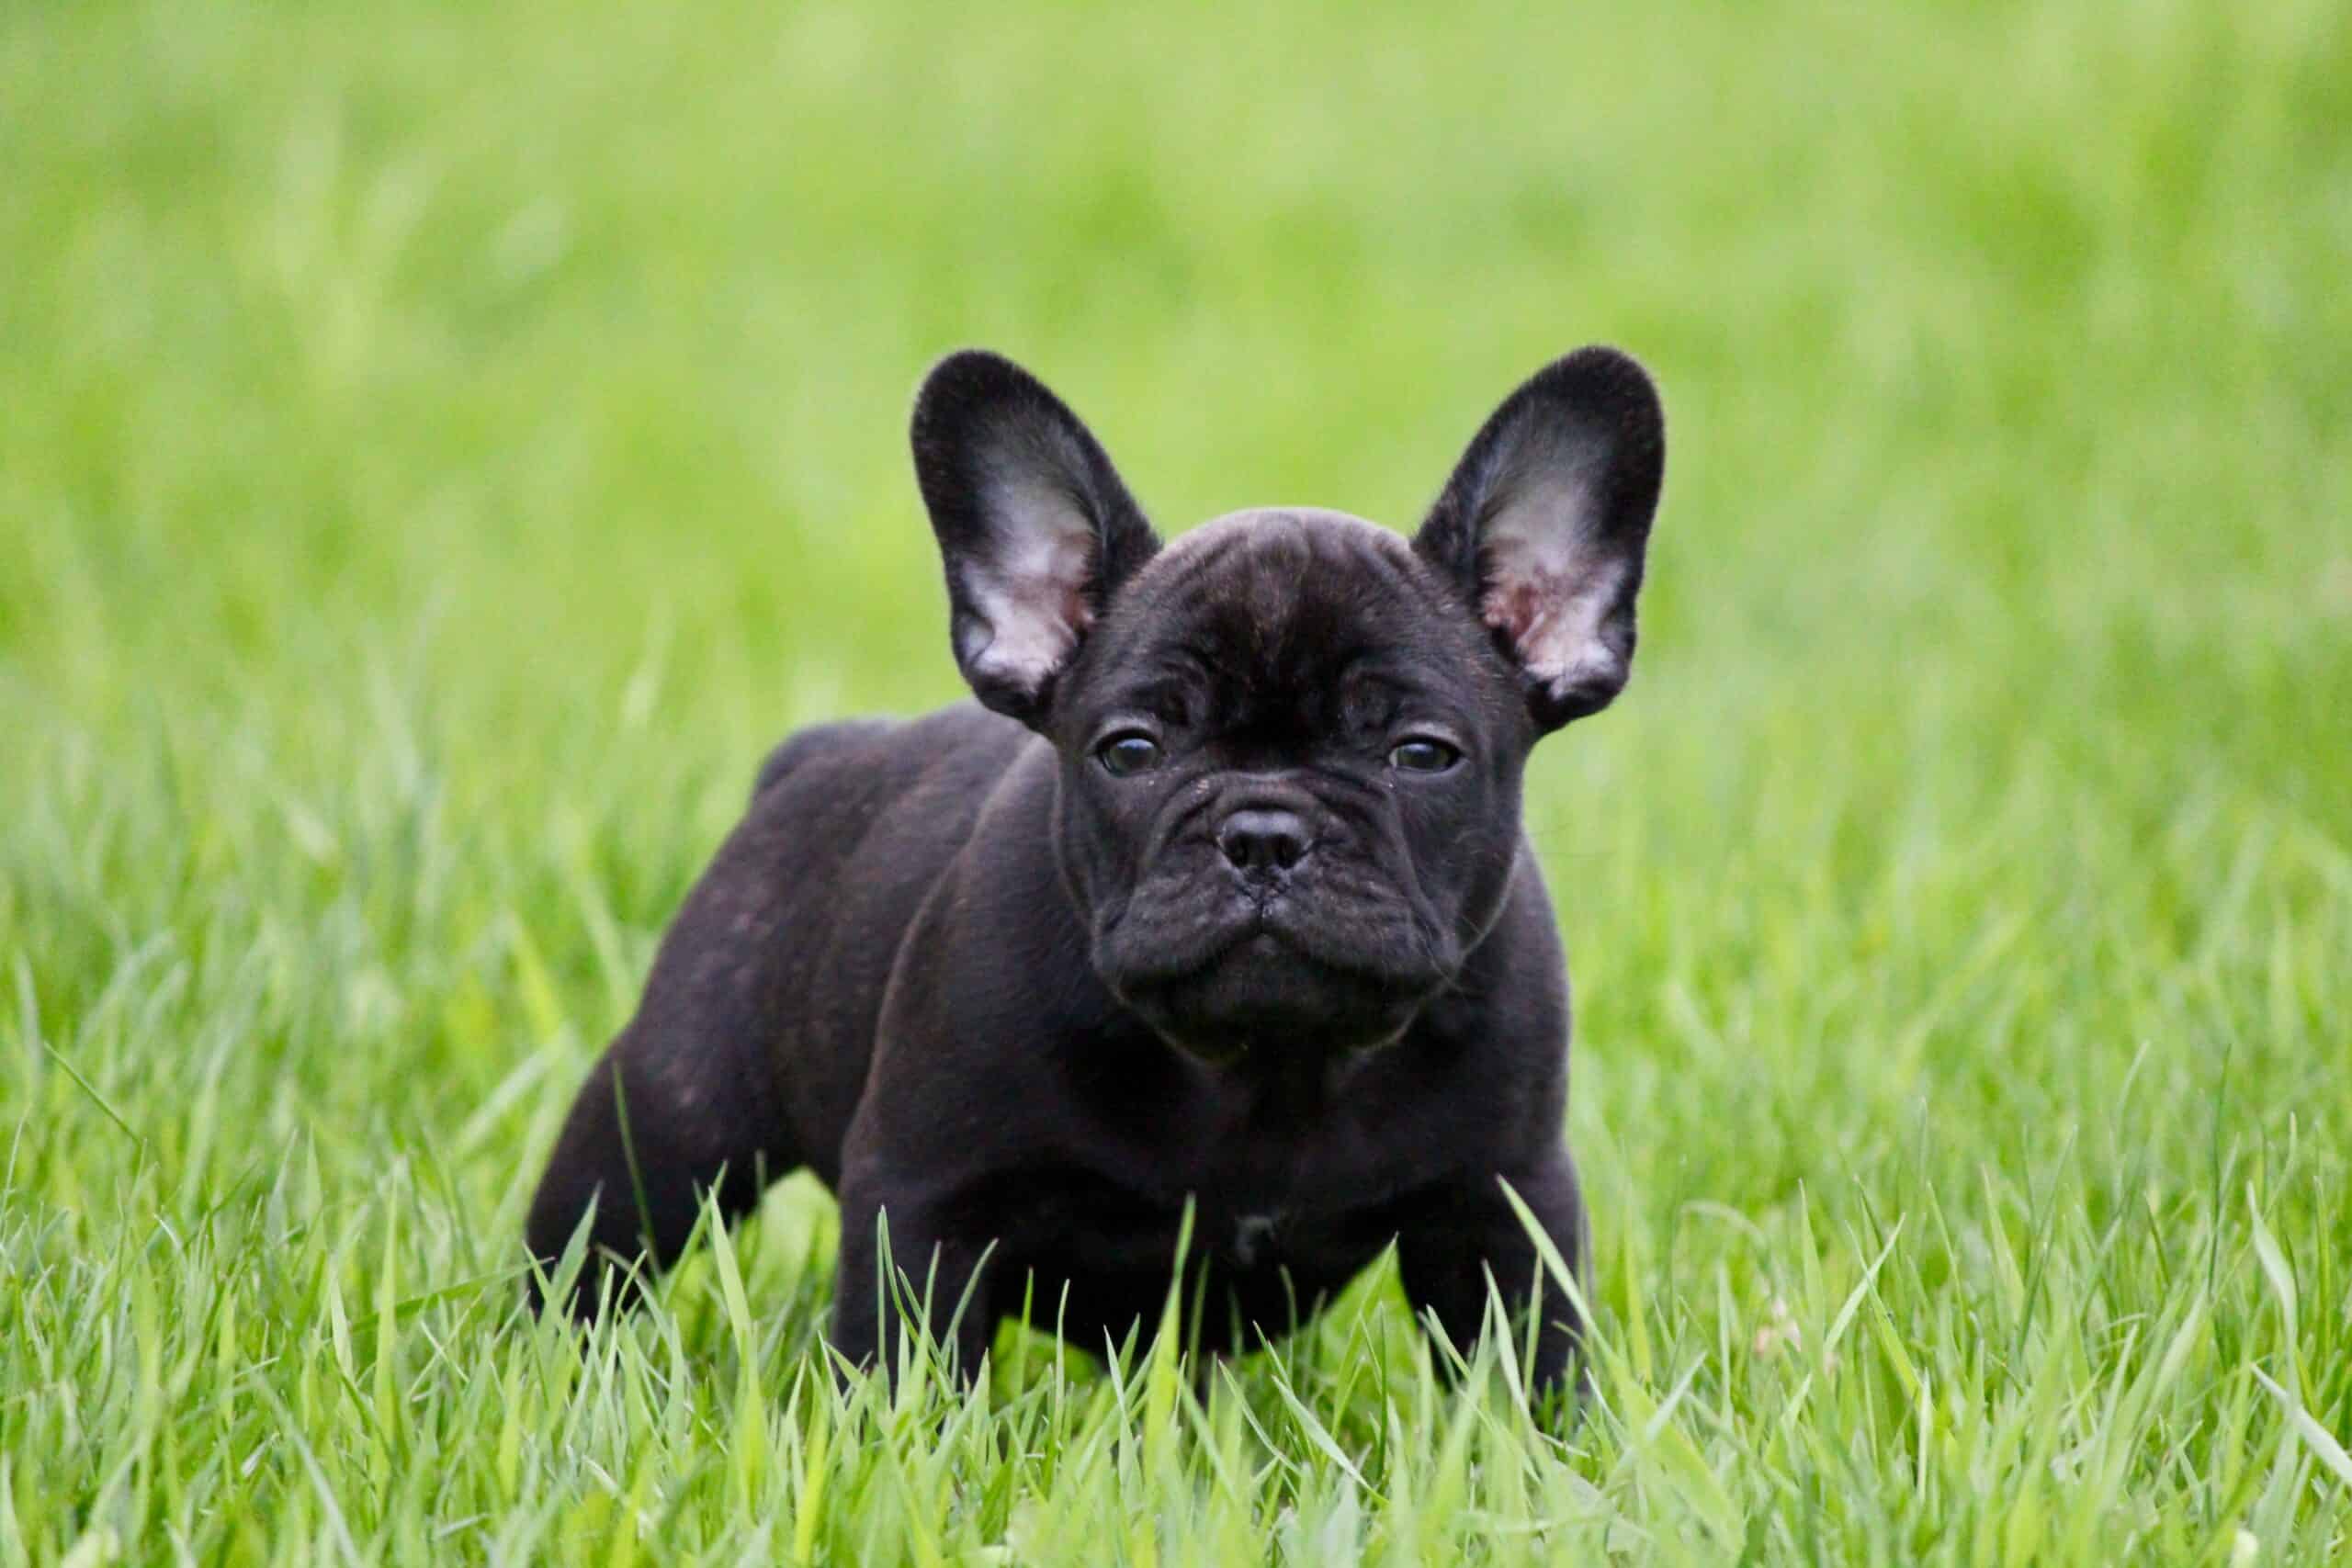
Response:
[[523, 347, 1666, 1398]]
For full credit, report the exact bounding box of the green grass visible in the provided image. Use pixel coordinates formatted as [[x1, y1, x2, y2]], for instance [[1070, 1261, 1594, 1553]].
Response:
[[5, 0, 2350, 1559]]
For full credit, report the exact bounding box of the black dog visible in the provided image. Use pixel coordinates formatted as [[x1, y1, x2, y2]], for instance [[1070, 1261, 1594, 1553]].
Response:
[[524, 347, 1665, 1397]]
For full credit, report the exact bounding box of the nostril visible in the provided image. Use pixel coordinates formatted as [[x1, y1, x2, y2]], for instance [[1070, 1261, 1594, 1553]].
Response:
[[1218, 808, 1311, 874]]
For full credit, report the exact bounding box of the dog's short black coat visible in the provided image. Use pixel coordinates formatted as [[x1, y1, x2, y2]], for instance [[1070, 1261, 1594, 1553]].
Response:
[[523, 347, 1666, 1397]]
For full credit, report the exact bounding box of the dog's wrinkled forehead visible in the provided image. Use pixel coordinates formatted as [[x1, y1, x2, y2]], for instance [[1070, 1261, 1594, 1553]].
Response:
[[1063, 510, 1486, 728], [1154, 506, 1416, 587], [1074, 508, 1486, 711]]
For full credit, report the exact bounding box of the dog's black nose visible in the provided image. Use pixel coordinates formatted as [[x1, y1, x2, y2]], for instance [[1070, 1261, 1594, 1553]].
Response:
[[1218, 807, 1311, 874]]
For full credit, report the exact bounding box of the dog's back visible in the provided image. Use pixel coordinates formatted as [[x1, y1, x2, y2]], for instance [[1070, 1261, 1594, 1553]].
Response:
[[524, 703, 1029, 1294], [741, 705, 1039, 1176]]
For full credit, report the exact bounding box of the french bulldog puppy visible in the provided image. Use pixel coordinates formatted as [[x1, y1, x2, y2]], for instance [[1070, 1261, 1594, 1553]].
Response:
[[523, 347, 1665, 1399]]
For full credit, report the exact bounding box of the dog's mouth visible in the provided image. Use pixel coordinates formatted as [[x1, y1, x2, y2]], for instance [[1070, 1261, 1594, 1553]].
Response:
[[1104, 891, 1430, 981], [1095, 895, 1451, 1058]]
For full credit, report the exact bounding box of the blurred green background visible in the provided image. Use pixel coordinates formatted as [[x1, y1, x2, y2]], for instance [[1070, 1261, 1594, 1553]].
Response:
[[3, 0, 2348, 1559]]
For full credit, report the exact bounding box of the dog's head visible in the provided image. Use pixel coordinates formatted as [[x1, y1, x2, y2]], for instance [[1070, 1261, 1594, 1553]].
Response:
[[910, 349, 1664, 1059]]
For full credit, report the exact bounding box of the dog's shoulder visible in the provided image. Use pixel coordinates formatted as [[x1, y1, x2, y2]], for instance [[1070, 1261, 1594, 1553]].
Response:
[[749, 716, 896, 801]]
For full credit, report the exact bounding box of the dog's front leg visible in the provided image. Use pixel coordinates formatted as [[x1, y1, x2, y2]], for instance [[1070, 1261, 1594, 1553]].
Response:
[[830, 1181, 998, 1389], [1396, 1148, 1589, 1404]]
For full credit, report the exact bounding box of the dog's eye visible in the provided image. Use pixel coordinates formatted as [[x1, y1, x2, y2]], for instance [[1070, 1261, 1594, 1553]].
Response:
[[1388, 738, 1461, 773], [1097, 732, 1163, 777]]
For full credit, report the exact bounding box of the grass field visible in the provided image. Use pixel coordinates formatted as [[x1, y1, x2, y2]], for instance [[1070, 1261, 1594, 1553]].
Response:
[[5, 0, 2350, 1560]]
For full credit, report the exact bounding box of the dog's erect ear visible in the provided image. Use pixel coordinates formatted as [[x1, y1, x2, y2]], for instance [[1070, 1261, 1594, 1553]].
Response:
[[910, 350, 1160, 728], [1413, 347, 1666, 731]]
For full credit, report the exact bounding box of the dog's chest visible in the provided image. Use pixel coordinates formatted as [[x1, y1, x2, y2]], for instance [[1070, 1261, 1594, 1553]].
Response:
[[1032, 1050, 1445, 1277], [1029, 1163, 1392, 1281], [1177, 1068, 1422, 1258], [1179, 1137, 1406, 1276], [1176, 1198, 1383, 1278], [1227, 1209, 1283, 1268]]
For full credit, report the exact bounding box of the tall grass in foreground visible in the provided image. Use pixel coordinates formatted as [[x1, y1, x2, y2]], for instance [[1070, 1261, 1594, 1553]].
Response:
[[6, 1094, 2349, 1562]]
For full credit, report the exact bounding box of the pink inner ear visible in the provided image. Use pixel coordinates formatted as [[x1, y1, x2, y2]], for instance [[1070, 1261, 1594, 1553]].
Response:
[[1480, 552, 1630, 698], [1481, 568, 1583, 678], [1481, 576, 1555, 656], [1057, 581, 1095, 638], [958, 513, 1100, 697]]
